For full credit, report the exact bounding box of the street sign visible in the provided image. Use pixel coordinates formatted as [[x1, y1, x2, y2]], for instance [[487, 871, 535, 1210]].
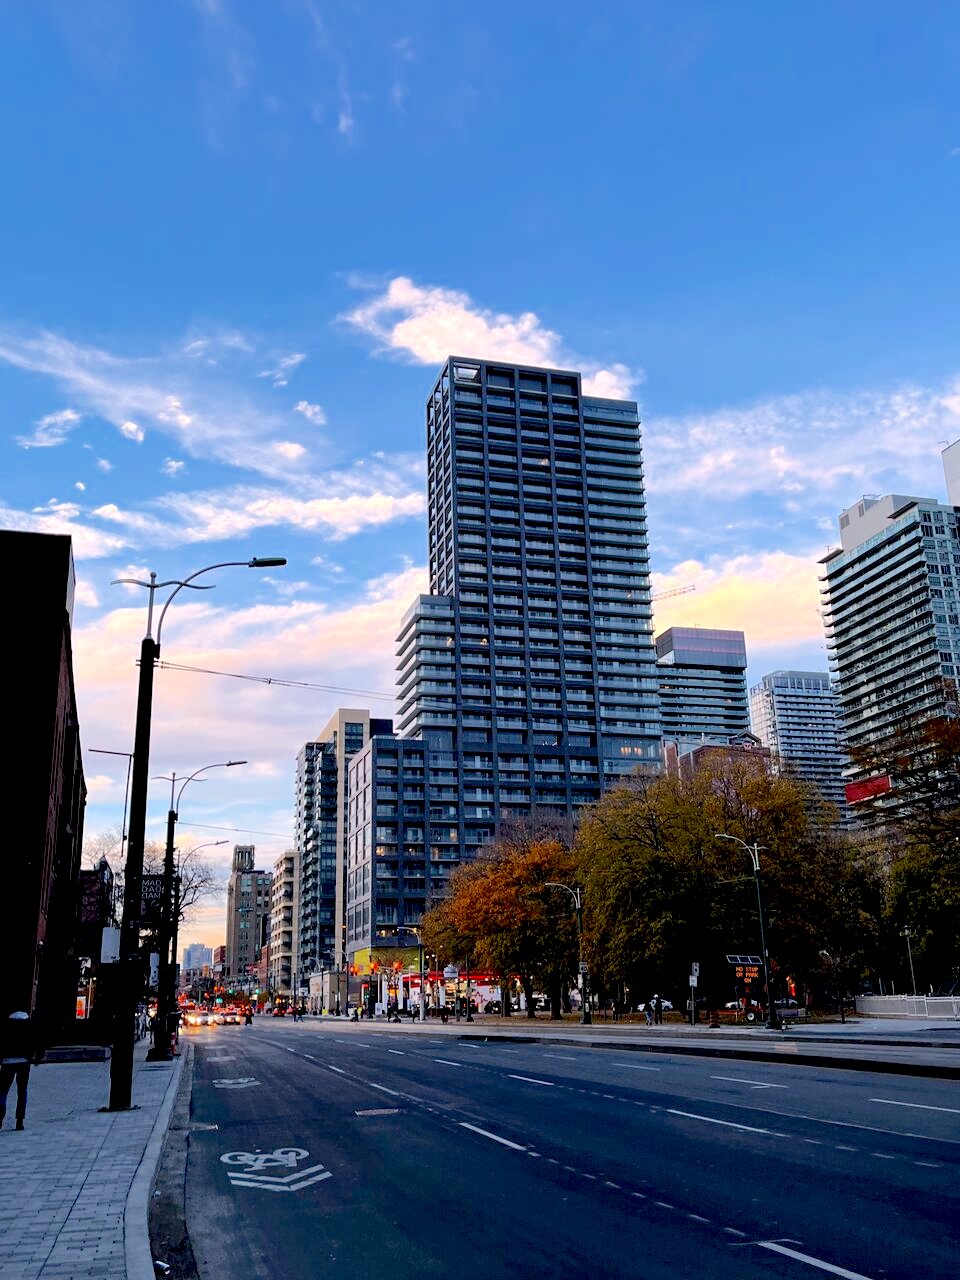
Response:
[[443, 965, 459, 980], [689, 974, 698, 987], [140, 874, 165, 926], [726, 954, 761, 965], [579, 961, 589, 975]]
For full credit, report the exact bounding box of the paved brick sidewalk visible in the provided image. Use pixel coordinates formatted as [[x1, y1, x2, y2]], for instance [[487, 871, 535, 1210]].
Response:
[[0, 1041, 183, 1280]]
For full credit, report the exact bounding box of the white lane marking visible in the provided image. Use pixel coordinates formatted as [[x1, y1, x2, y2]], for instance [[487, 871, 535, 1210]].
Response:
[[327, 1065, 346, 1075], [369, 1082, 401, 1097], [870, 1097, 960, 1116], [915, 1161, 940, 1168], [871, 1153, 895, 1160], [757, 1241, 876, 1279], [434, 1058, 462, 1067], [303, 1054, 316, 1061], [498, 1048, 521, 1053], [723, 1228, 747, 1237], [387, 1049, 405, 1056], [544, 1054, 577, 1061], [621, 1063, 660, 1071], [688, 1214, 712, 1224], [698, 1099, 960, 1147], [711, 1075, 787, 1090], [667, 1108, 784, 1136], [836, 1145, 857, 1152], [604, 1180, 621, 1188], [654, 1201, 674, 1209], [508, 1074, 556, 1087], [459, 1122, 526, 1151]]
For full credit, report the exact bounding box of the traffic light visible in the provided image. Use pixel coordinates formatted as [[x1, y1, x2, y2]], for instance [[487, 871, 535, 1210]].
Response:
[[393, 961, 402, 972]]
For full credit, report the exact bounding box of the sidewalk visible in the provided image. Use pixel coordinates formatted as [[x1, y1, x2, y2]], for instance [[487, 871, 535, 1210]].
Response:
[[0, 1039, 185, 1280]]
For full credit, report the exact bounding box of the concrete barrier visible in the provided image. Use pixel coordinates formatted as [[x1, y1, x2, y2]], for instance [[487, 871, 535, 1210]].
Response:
[[856, 994, 960, 1019]]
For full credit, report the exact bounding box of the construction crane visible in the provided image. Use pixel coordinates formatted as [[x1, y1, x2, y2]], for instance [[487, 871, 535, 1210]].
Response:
[[651, 584, 696, 601]]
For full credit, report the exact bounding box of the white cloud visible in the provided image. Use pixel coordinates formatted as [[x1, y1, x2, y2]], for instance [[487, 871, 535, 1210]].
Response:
[[338, 106, 355, 139], [74, 578, 99, 608], [258, 352, 306, 388], [341, 276, 640, 397], [162, 458, 185, 477], [75, 481, 86, 491], [96, 458, 112, 472], [32, 498, 81, 518], [294, 400, 326, 426], [646, 378, 960, 506], [120, 419, 144, 443], [273, 441, 306, 461], [17, 407, 82, 448]]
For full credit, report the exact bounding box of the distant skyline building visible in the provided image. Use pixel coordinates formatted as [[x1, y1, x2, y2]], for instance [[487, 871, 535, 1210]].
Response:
[[820, 466, 960, 820], [346, 357, 661, 961], [655, 627, 750, 747], [749, 670, 852, 825], [224, 845, 272, 984], [181, 942, 212, 971]]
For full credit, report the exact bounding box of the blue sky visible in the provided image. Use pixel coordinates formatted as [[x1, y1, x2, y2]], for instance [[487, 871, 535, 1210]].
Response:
[[3, 2, 960, 949]]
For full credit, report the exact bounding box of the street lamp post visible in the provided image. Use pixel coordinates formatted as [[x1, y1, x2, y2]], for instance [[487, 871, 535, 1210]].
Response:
[[544, 883, 591, 1025], [715, 834, 780, 1031], [148, 768, 241, 1063], [901, 927, 918, 995], [396, 927, 427, 1023], [107, 555, 285, 1111]]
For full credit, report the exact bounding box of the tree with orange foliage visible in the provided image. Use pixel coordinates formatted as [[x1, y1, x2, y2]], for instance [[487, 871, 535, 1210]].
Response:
[[421, 838, 579, 1018]]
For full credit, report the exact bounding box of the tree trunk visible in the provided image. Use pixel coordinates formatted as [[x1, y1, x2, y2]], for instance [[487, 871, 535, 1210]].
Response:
[[549, 975, 563, 1020], [521, 974, 536, 1019]]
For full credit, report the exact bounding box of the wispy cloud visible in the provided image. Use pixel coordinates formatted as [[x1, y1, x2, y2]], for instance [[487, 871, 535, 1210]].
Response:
[[0, 329, 314, 480], [341, 275, 640, 398], [258, 352, 306, 388], [645, 378, 960, 506], [162, 458, 186, 477], [17, 407, 82, 449], [120, 420, 144, 443]]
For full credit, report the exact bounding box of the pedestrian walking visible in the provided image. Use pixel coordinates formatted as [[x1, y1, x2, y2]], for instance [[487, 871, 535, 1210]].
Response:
[[653, 993, 664, 1025], [644, 1002, 653, 1027], [0, 1010, 44, 1131]]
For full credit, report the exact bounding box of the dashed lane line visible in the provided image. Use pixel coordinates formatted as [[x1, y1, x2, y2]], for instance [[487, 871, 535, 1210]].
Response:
[[327, 1065, 346, 1074], [508, 1074, 556, 1087], [387, 1049, 405, 1056], [870, 1097, 960, 1116], [543, 1055, 578, 1061], [459, 1122, 526, 1152], [666, 1109, 788, 1137], [434, 1059, 462, 1067], [757, 1240, 875, 1280], [369, 1082, 402, 1097], [710, 1075, 787, 1090]]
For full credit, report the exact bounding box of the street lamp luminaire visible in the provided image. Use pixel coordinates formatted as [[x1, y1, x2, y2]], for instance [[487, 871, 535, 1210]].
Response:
[[714, 834, 781, 1031], [543, 883, 591, 1025], [107, 555, 286, 1111], [147, 766, 245, 1061]]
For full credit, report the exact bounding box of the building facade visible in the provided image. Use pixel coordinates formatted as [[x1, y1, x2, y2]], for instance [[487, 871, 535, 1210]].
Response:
[[345, 357, 661, 960], [295, 711, 394, 989], [268, 850, 299, 996], [3, 531, 87, 1034], [656, 627, 750, 746], [182, 943, 212, 971], [749, 670, 852, 825], [820, 486, 960, 820], [224, 845, 272, 984]]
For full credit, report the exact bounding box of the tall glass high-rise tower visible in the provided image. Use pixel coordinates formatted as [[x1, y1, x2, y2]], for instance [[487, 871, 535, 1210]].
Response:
[[345, 357, 661, 959]]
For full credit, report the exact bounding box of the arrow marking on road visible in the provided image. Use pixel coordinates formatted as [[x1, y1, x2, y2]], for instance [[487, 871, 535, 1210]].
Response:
[[711, 1075, 787, 1090]]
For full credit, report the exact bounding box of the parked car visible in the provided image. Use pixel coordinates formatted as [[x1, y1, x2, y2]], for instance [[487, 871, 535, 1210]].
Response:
[[637, 998, 674, 1013]]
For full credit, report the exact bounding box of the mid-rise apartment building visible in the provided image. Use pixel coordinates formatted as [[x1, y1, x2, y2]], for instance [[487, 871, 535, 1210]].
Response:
[[820, 475, 960, 820], [295, 711, 393, 984], [656, 627, 750, 746], [749, 670, 851, 824], [345, 357, 661, 960], [268, 850, 299, 996], [224, 845, 272, 983]]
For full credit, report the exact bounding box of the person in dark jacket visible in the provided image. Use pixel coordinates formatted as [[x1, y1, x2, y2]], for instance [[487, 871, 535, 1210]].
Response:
[[0, 1011, 44, 1130]]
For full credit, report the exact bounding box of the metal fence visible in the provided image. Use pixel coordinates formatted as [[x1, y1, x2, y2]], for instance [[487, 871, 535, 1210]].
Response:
[[855, 995, 960, 1019]]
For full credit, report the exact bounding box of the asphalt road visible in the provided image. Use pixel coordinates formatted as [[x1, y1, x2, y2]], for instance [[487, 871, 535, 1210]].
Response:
[[182, 1020, 960, 1280]]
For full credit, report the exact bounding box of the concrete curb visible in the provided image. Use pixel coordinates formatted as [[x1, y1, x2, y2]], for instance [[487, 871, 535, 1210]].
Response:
[[443, 1030, 960, 1080], [124, 1047, 188, 1280]]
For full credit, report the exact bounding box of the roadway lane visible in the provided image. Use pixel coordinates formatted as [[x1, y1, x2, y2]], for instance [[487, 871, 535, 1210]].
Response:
[[182, 1021, 960, 1280]]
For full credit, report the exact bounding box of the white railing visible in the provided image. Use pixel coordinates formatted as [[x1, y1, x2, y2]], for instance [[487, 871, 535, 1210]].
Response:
[[855, 995, 960, 1019]]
